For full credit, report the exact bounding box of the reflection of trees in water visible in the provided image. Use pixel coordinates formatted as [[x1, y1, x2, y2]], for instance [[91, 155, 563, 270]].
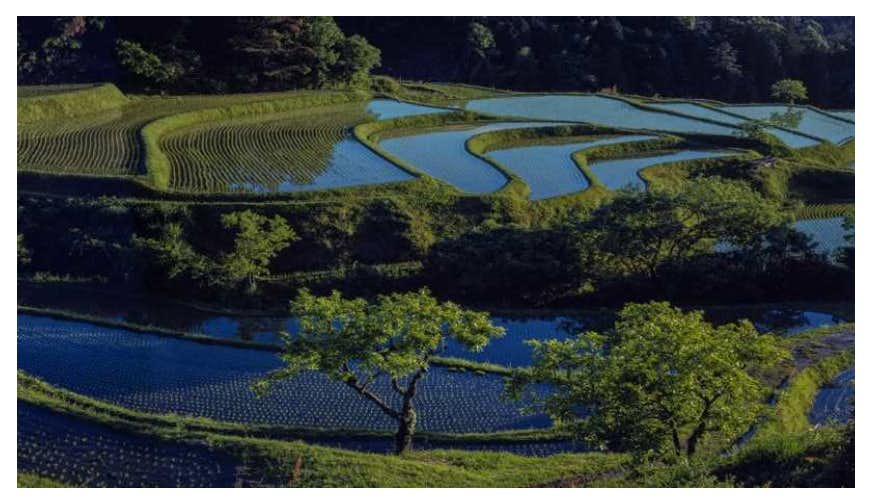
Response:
[[768, 108, 805, 129], [756, 309, 807, 331]]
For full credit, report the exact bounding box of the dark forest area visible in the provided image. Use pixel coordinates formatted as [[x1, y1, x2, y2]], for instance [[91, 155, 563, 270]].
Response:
[[19, 16, 854, 107]]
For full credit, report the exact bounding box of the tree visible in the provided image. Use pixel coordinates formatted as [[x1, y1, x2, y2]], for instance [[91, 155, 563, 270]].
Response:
[[770, 78, 808, 104], [333, 34, 381, 87], [254, 289, 504, 453], [509, 302, 786, 456], [115, 39, 182, 88], [136, 210, 296, 292], [463, 22, 496, 81], [573, 178, 786, 279], [135, 222, 209, 282], [219, 211, 297, 292]]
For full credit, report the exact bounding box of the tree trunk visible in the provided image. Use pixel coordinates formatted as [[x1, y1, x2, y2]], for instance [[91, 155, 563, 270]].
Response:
[[393, 367, 426, 454], [395, 406, 417, 454], [686, 423, 706, 457]]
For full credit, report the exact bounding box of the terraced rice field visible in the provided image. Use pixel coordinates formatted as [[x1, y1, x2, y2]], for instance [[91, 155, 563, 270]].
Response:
[[162, 102, 413, 193], [18, 402, 241, 487], [809, 369, 854, 425], [17, 93, 301, 176], [465, 95, 742, 137], [588, 149, 731, 190], [721, 105, 855, 144], [647, 102, 820, 148], [18, 314, 552, 433], [793, 217, 852, 257], [366, 99, 449, 120], [379, 122, 557, 193], [486, 135, 654, 200]]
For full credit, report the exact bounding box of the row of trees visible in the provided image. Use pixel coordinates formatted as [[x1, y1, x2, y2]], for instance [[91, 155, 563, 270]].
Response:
[[339, 16, 854, 107], [18, 17, 381, 92], [427, 177, 851, 305], [254, 290, 784, 456]]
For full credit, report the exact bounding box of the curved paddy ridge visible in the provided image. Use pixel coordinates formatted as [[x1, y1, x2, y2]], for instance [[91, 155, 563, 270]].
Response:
[[647, 102, 821, 148], [589, 149, 732, 190], [465, 95, 739, 137], [379, 122, 559, 193], [720, 105, 854, 144], [486, 135, 654, 200]]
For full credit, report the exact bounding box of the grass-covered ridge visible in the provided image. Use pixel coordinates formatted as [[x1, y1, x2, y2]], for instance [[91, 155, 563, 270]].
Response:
[[18, 372, 628, 487], [17, 83, 128, 125]]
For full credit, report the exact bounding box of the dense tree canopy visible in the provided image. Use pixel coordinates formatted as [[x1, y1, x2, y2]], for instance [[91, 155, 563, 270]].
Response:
[[18, 16, 381, 92], [338, 16, 854, 107], [509, 302, 787, 456], [572, 177, 788, 280]]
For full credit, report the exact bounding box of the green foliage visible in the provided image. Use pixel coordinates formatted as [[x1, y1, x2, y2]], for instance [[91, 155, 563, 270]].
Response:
[[219, 211, 298, 291], [115, 39, 181, 87], [18, 472, 69, 488], [136, 210, 296, 292], [224, 17, 381, 91], [334, 35, 382, 87], [572, 177, 787, 279], [770, 79, 809, 104], [255, 288, 504, 453], [134, 222, 210, 282], [513, 302, 787, 457]]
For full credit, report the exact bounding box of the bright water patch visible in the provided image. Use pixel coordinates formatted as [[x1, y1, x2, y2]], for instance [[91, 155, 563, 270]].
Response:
[[648, 102, 820, 148], [809, 369, 854, 425], [18, 401, 240, 487], [793, 217, 852, 257], [589, 149, 730, 190], [379, 122, 556, 193], [722, 105, 854, 144], [17, 314, 552, 433], [366, 99, 448, 120], [229, 137, 413, 193], [830, 110, 854, 122], [465, 95, 739, 136], [486, 135, 653, 200]]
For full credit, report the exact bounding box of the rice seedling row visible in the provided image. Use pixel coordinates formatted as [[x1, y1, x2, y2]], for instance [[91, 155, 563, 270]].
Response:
[[17, 401, 241, 487], [17, 315, 553, 433], [809, 369, 854, 425], [162, 102, 411, 193], [792, 217, 853, 257], [17, 92, 326, 177]]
